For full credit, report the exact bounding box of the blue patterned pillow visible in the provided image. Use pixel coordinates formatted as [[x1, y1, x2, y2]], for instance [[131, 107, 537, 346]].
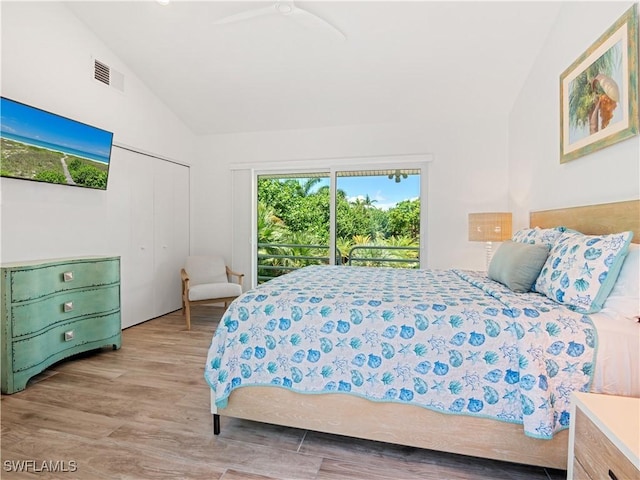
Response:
[[512, 227, 565, 248], [534, 231, 634, 314]]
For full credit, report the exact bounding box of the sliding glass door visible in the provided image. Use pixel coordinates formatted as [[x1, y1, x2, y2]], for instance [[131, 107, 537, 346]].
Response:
[[256, 168, 423, 283]]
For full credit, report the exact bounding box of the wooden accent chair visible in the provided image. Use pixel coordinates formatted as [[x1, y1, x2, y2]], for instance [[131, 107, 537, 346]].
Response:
[[181, 256, 244, 330]]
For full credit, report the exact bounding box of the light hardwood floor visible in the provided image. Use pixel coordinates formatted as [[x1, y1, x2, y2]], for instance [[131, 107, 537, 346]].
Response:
[[1, 307, 566, 479]]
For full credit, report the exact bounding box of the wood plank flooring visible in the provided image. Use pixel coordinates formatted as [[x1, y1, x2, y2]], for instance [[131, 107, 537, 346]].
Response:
[[1, 307, 566, 479]]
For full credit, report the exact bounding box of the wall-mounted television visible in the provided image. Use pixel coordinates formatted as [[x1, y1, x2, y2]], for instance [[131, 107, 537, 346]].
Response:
[[0, 97, 114, 190]]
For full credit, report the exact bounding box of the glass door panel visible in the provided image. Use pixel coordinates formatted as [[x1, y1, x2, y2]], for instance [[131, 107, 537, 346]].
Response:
[[256, 173, 330, 283], [335, 169, 420, 268]]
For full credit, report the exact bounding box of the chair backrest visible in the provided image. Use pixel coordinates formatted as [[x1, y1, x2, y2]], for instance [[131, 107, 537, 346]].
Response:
[[184, 256, 228, 285]]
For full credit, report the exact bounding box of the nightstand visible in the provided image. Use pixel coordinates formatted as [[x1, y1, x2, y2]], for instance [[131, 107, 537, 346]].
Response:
[[568, 392, 639, 480]]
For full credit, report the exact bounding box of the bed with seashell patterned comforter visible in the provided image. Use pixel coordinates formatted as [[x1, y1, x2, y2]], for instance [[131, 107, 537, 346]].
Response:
[[203, 200, 639, 470], [205, 265, 596, 440]]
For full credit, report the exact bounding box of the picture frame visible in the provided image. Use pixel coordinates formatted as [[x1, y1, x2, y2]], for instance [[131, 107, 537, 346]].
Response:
[[560, 5, 639, 163]]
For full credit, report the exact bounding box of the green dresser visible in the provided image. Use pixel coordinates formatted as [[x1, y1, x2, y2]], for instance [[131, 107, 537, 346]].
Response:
[[1, 256, 121, 394]]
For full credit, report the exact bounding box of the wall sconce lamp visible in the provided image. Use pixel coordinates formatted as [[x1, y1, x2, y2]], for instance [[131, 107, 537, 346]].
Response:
[[468, 212, 512, 269]]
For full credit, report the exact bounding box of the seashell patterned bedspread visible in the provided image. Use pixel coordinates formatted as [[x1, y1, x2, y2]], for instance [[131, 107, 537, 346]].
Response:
[[204, 265, 596, 439]]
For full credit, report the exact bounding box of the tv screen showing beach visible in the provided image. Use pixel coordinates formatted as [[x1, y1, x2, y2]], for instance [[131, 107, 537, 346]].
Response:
[[0, 97, 113, 190]]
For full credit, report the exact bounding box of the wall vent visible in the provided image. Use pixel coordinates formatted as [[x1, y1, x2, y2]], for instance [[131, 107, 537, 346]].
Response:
[[94, 59, 110, 85], [93, 58, 125, 93]]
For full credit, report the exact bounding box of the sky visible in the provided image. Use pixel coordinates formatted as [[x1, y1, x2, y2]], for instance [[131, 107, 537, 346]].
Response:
[[338, 174, 420, 210], [306, 173, 420, 211]]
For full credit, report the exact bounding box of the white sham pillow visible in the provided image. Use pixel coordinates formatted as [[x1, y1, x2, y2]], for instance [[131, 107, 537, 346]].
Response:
[[602, 243, 640, 320]]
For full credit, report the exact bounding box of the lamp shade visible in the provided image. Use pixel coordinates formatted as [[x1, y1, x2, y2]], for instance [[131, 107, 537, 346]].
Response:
[[468, 212, 512, 242]]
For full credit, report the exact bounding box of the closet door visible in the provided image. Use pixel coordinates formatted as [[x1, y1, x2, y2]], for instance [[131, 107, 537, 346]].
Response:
[[115, 148, 190, 329], [124, 152, 155, 327], [153, 160, 190, 317]]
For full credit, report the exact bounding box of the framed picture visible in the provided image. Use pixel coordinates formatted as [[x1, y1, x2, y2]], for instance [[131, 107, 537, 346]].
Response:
[[560, 5, 639, 163]]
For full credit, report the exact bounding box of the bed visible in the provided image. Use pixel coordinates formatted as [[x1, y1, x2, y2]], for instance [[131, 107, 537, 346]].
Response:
[[205, 200, 640, 469]]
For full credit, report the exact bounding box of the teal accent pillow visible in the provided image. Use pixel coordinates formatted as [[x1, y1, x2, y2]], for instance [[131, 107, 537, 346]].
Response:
[[488, 241, 550, 293], [534, 231, 634, 314]]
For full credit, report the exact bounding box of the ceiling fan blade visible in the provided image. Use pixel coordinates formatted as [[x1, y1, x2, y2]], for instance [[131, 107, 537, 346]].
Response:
[[212, 5, 278, 25], [290, 6, 346, 40]]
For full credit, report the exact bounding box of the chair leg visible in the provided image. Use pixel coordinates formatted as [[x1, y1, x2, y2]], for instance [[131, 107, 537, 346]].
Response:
[[185, 302, 191, 331]]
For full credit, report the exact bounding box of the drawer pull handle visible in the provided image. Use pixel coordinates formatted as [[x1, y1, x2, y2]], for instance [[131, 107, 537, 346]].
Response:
[[608, 470, 618, 480], [63, 271, 74, 282], [63, 301, 74, 312], [64, 331, 74, 342]]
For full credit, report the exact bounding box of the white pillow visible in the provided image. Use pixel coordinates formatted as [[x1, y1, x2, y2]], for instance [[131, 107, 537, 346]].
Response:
[[602, 243, 640, 319]]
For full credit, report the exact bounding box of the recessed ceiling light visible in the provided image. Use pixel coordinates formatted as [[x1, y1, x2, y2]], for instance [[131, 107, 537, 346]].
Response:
[[157, 0, 170, 6]]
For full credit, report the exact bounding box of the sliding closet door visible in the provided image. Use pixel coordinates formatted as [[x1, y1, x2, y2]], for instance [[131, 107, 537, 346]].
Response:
[[154, 159, 190, 317], [123, 150, 156, 327], [115, 147, 190, 329]]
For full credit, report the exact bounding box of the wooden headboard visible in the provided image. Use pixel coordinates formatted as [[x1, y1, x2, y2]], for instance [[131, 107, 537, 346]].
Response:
[[530, 199, 640, 244]]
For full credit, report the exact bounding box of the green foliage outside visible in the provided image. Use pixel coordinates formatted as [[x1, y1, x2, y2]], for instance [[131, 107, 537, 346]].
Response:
[[257, 177, 420, 281]]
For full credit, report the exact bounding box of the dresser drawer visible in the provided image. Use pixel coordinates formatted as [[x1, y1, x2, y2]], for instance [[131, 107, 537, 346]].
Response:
[[12, 312, 121, 373], [8, 259, 119, 303], [574, 409, 638, 480], [11, 284, 120, 337]]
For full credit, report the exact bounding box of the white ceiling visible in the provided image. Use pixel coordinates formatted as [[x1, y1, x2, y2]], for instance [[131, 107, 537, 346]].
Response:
[[64, 1, 563, 136]]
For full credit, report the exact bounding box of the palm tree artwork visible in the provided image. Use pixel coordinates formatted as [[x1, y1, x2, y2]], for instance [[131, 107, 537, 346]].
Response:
[[568, 42, 622, 142], [561, 5, 638, 163]]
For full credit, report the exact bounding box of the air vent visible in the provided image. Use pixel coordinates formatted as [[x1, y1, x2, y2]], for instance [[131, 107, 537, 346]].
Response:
[[93, 58, 124, 92], [94, 59, 110, 85]]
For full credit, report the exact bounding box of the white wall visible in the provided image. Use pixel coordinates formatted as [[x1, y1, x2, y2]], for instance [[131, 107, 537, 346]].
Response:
[[1, 1, 196, 263], [1, 2, 197, 326], [0, 2, 196, 163], [193, 115, 512, 276], [508, 1, 640, 230]]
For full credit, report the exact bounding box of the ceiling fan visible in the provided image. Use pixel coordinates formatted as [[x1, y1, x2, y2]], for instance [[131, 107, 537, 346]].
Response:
[[212, 1, 346, 40]]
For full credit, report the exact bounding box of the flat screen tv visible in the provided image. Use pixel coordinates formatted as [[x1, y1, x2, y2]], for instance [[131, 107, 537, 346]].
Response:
[[0, 97, 114, 190]]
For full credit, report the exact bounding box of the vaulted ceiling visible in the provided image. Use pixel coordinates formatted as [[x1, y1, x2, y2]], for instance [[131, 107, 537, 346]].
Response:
[[65, 1, 563, 135]]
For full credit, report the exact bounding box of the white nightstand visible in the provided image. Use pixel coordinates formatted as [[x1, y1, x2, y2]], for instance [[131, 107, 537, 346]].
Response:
[[568, 392, 640, 480]]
